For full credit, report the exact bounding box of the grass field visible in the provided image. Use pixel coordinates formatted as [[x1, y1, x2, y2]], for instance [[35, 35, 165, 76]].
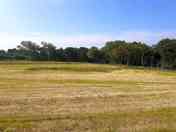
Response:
[[0, 61, 176, 132]]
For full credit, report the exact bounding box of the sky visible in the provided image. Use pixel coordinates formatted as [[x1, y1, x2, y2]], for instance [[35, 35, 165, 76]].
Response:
[[0, 0, 176, 49]]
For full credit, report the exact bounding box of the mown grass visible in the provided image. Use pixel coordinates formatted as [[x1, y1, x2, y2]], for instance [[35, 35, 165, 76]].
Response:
[[159, 71, 176, 76], [1, 107, 176, 132], [0, 62, 121, 72], [26, 65, 120, 73], [0, 61, 175, 132]]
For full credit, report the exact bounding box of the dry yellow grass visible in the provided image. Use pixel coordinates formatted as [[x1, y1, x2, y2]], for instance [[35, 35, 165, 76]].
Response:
[[0, 61, 176, 132]]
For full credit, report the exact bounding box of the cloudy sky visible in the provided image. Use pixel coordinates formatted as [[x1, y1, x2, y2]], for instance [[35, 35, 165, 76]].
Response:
[[0, 0, 176, 49]]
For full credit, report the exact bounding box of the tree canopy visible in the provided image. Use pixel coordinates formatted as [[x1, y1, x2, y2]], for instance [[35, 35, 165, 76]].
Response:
[[1, 38, 176, 69]]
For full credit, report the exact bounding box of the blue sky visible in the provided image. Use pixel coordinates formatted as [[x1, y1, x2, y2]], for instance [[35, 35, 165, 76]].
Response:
[[0, 0, 176, 49]]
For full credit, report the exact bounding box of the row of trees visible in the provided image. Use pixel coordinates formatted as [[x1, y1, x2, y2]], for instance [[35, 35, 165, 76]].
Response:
[[0, 38, 176, 69]]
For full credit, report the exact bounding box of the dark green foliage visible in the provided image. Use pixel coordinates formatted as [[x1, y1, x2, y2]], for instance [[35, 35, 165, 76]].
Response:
[[1, 38, 176, 69], [40, 41, 57, 61], [87, 47, 106, 63], [156, 39, 176, 69], [0, 50, 8, 60], [17, 41, 41, 60], [102, 41, 155, 66]]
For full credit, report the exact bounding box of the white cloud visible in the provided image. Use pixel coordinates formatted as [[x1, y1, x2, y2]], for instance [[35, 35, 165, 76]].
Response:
[[0, 32, 113, 49], [1, 31, 176, 50], [116, 31, 176, 44]]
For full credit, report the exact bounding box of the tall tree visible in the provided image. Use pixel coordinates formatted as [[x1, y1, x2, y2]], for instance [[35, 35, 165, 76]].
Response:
[[17, 41, 40, 60], [156, 39, 176, 69], [87, 47, 105, 63], [40, 42, 57, 61]]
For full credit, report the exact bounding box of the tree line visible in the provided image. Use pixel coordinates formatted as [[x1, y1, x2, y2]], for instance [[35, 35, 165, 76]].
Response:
[[0, 38, 176, 69]]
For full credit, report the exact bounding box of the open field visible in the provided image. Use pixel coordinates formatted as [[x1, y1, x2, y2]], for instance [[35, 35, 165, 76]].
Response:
[[0, 62, 176, 132]]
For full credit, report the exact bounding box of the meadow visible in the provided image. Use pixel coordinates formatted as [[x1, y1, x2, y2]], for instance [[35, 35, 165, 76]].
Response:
[[0, 61, 176, 132]]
